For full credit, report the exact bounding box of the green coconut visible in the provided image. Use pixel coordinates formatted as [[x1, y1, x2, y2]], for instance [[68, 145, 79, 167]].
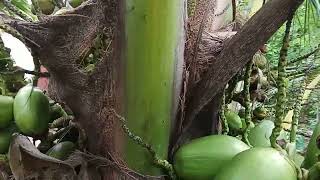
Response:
[[238, 109, 245, 118], [241, 118, 255, 131], [0, 129, 12, 154], [215, 148, 297, 180], [173, 135, 250, 180], [253, 106, 267, 120], [46, 141, 76, 160], [248, 120, 274, 147], [260, 75, 269, 89], [0, 95, 14, 128], [68, 0, 84, 8], [38, 0, 55, 15], [225, 110, 243, 130], [253, 53, 267, 70], [14, 85, 50, 136]]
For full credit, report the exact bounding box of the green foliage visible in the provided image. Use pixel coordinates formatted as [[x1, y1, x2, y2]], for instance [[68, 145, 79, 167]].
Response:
[[310, 0, 320, 16], [0, 0, 37, 21], [11, 0, 36, 19], [0, 39, 26, 95], [263, 0, 320, 156], [225, 2, 320, 174], [0, 42, 12, 72], [266, 1, 320, 65]]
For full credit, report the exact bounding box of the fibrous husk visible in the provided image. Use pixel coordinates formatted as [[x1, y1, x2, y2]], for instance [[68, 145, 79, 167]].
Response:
[[196, 30, 236, 83], [8, 134, 164, 180], [9, 134, 77, 180]]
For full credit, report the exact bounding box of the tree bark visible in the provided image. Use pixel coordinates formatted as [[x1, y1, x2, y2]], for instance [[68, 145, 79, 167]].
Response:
[[3, 0, 129, 179]]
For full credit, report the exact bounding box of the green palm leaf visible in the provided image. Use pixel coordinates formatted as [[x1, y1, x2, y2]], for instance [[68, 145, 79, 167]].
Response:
[[0, 0, 37, 21], [310, 0, 320, 16]]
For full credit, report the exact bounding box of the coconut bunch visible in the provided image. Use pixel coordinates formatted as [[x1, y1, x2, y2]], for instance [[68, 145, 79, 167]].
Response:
[[0, 84, 79, 161]]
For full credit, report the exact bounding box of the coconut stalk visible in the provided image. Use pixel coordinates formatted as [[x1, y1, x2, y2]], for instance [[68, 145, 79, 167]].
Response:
[[220, 88, 229, 135], [270, 14, 294, 148], [289, 80, 306, 143], [243, 60, 253, 145], [124, 0, 184, 175]]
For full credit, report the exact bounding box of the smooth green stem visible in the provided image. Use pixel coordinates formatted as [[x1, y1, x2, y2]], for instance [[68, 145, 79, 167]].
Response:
[[243, 60, 253, 145], [220, 88, 229, 135], [124, 0, 183, 175], [270, 15, 293, 148]]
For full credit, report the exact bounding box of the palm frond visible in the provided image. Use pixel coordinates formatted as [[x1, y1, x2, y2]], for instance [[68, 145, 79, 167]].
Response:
[[0, 0, 37, 21], [309, 0, 320, 16]]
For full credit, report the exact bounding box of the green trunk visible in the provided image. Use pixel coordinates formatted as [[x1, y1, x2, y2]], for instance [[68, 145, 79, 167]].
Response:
[[124, 0, 184, 175]]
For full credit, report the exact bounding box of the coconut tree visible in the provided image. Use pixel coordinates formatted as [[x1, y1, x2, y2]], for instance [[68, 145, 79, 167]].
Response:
[[0, 0, 313, 179]]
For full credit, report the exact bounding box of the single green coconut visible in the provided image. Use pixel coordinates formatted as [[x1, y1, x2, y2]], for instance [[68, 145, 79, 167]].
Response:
[[173, 135, 250, 180]]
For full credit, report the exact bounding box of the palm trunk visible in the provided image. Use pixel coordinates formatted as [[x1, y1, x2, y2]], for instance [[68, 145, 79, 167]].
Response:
[[123, 0, 185, 175]]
